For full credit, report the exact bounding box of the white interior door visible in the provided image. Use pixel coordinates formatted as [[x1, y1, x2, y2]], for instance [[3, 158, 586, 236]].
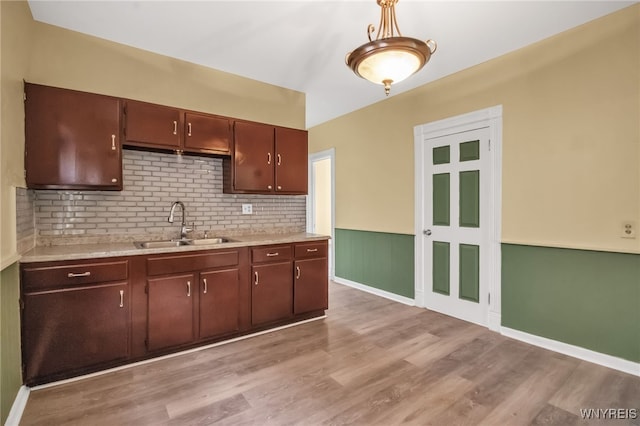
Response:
[[422, 127, 491, 326]]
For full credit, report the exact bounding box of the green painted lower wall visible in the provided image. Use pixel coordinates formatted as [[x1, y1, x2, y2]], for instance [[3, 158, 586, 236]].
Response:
[[335, 228, 414, 298], [1, 262, 22, 424], [502, 244, 640, 363]]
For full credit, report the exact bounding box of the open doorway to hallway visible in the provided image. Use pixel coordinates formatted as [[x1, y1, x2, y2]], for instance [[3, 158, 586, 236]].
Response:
[[307, 148, 335, 278]]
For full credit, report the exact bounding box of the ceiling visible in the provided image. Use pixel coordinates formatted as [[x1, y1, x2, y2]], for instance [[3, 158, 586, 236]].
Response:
[[27, 1, 635, 128]]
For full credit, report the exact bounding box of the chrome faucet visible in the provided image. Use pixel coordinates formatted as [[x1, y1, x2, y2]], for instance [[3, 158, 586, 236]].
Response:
[[168, 201, 192, 240]]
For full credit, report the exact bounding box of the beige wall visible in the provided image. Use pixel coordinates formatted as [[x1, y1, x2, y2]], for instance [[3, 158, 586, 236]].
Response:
[[309, 5, 640, 254], [1, 0, 33, 264], [313, 158, 332, 236], [27, 21, 305, 129]]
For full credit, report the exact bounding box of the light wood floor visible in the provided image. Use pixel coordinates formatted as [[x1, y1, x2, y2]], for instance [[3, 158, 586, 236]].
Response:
[[20, 282, 639, 425]]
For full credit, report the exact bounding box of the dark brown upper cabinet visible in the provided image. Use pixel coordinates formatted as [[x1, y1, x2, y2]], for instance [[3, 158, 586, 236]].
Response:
[[224, 121, 308, 195], [123, 100, 231, 156], [24, 83, 123, 190]]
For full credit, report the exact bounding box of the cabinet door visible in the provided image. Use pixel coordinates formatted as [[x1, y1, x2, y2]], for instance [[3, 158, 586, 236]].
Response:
[[24, 83, 122, 190], [22, 283, 129, 384], [147, 274, 195, 351], [184, 112, 231, 155], [294, 258, 328, 314], [233, 121, 275, 192], [199, 268, 240, 339], [251, 262, 293, 326], [275, 127, 308, 194], [125, 100, 181, 149]]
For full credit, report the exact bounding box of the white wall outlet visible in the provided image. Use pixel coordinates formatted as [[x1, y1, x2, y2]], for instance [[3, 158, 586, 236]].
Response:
[[621, 221, 636, 239], [242, 204, 253, 215]]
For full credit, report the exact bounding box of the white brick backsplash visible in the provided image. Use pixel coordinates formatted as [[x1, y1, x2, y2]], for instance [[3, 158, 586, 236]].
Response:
[[33, 149, 306, 245]]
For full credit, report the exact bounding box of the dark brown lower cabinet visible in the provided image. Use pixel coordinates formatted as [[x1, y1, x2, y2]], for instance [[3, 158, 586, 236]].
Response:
[[22, 282, 130, 384], [20, 242, 327, 385], [199, 268, 240, 339], [251, 261, 293, 326], [147, 274, 195, 351], [294, 257, 328, 314]]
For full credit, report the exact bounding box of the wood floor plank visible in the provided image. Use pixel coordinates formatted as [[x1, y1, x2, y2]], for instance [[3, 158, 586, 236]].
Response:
[[19, 281, 640, 426]]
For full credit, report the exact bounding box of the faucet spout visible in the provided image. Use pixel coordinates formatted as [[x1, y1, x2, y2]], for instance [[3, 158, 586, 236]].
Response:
[[168, 201, 191, 239]]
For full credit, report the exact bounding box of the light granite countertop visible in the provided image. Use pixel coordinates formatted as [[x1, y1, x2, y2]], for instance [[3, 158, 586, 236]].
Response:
[[20, 232, 330, 263]]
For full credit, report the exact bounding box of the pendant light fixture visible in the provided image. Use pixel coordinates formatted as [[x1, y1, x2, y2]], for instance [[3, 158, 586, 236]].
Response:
[[346, 0, 437, 96]]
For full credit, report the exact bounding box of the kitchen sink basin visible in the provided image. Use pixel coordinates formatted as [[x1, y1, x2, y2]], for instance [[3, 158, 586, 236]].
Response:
[[133, 240, 191, 249], [189, 237, 231, 245], [133, 237, 233, 249]]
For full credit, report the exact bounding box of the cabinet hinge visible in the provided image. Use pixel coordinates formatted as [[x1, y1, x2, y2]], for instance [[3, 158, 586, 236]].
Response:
[[488, 293, 491, 305], [488, 139, 491, 151], [23, 92, 27, 101]]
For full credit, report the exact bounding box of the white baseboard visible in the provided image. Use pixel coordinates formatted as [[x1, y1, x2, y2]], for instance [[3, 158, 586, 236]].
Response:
[[5, 385, 30, 426], [333, 276, 415, 306], [501, 327, 640, 377]]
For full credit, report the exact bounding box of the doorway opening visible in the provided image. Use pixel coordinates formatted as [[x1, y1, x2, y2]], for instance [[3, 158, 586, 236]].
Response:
[[307, 148, 335, 279]]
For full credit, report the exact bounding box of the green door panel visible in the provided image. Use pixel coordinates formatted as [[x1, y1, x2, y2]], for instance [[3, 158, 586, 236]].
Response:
[[433, 241, 450, 295], [459, 244, 480, 302], [460, 170, 480, 228], [433, 173, 450, 226]]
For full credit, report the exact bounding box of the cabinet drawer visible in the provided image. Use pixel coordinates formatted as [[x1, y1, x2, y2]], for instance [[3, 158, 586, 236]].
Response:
[[147, 250, 239, 276], [251, 245, 292, 263], [295, 242, 327, 259], [22, 260, 128, 291]]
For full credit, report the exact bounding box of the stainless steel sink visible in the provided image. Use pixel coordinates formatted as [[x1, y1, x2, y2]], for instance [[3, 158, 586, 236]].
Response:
[[133, 237, 232, 249], [133, 240, 191, 249], [189, 237, 231, 245]]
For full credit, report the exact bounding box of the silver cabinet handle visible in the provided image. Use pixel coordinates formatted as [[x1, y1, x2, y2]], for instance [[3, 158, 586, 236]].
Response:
[[277, 154, 282, 165], [277, 186, 282, 190], [187, 122, 192, 137], [254, 271, 259, 286], [111, 178, 118, 183], [203, 278, 208, 294], [267, 152, 272, 165], [266, 252, 279, 257], [67, 271, 90, 278], [111, 134, 116, 150], [173, 120, 178, 135], [307, 248, 318, 253], [296, 266, 301, 279], [267, 185, 272, 190], [187, 280, 191, 297], [119, 290, 124, 308]]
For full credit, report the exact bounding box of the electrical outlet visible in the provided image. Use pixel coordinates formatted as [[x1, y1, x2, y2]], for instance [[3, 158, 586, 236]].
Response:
[[242, 204, 253, 215], [621, 221, 636, 239]]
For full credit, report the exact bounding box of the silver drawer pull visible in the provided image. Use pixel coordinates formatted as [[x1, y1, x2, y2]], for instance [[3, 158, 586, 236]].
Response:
[[119, 290, 124, 308], [296, 266, 301, 280], [111, 134, 116, 150], [306, 248, 318, 253], [67, 272, 91, 278], [173, 120, 178, 135], [203, 278, 208, 294], [187, 280, 191, 297], [266, 252, 279, 257], [187, 122, 192, 137], [254, 271, 259, 286]]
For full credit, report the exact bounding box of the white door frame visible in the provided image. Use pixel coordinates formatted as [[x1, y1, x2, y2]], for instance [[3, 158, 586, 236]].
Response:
[[307, 148, 336, 279], [414, 106, 502, 331]]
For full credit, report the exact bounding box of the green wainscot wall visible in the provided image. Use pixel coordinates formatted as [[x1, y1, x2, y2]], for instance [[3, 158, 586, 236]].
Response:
[[502, 244, 640, 363], [335, 229, 415, 298], [1, 262, 22, 424]]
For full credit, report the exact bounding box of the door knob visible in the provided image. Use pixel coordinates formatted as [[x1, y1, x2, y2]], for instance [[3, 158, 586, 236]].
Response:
[[423, 229, 432, 236]]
